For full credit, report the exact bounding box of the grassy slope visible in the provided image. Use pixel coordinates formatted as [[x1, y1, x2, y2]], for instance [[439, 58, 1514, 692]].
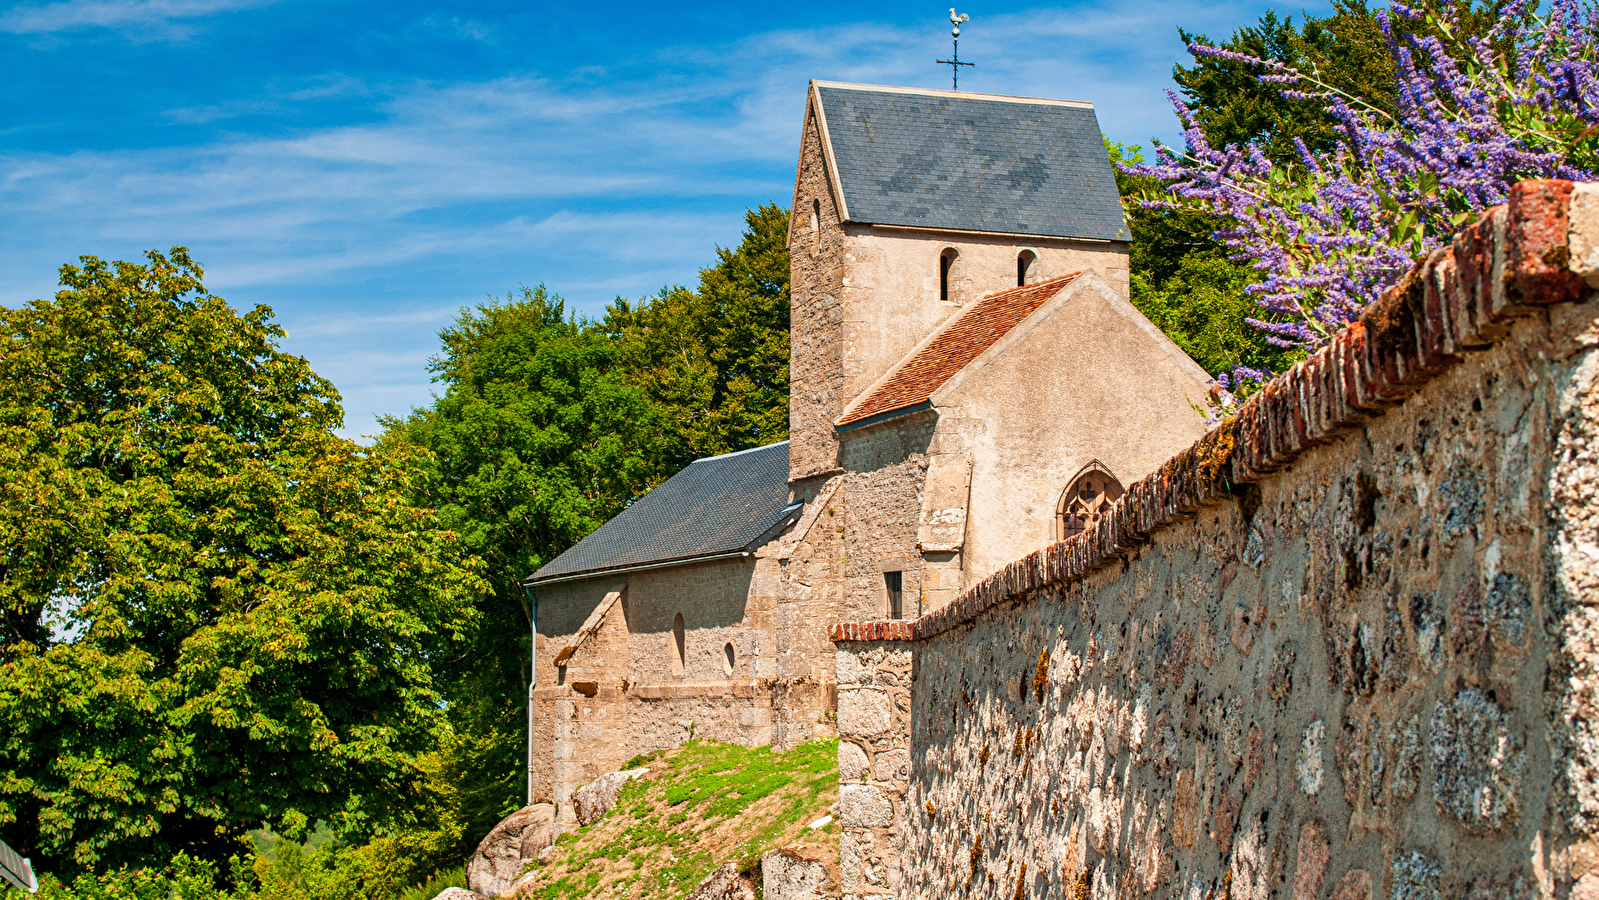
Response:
[[512, 739, 839, 900]]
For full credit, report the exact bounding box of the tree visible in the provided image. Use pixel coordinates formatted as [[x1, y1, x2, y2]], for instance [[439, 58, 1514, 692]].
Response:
[[0, 249, 483, 875], [378, 286, 663, 860], [604, 202, 791, 469]]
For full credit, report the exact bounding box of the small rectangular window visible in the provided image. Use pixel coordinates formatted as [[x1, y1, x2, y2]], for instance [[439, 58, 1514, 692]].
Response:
[[885, 571, 904, 620]]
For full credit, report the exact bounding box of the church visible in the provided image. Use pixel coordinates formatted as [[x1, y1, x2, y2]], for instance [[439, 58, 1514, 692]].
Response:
[[522, 80, 1211, 828]]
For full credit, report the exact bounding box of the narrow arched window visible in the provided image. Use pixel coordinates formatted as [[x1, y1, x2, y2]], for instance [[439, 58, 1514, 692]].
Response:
[[1055, 462, 1124, 541], [810, 199, 821, 254], [940, 248, 959, 303], [1017, 250, 1038, 286], [723, 642, 736, 676], [672, 613, 686, 677]]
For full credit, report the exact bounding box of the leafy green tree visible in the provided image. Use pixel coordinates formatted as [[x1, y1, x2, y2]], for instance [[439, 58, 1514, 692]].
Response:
[[605, 202, 791, 468], [378, 286, 662, 864], [0, 249, 483, 876], [1173, 2, 1399, 164]]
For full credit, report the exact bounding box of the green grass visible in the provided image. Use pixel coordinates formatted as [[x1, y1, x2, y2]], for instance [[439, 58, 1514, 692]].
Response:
[[397, 865, 467, 900], [517, 738, 838, 900]]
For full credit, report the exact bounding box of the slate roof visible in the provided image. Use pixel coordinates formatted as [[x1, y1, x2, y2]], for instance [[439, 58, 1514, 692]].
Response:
[[836, 274, 1080, 428], [525, 441, 800, 585], [813, 82, 1128, 241]]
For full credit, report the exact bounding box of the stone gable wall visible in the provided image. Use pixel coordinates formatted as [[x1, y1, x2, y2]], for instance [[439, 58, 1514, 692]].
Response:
[[789, 99, 850, 481], [831, 181, 1599, 899]]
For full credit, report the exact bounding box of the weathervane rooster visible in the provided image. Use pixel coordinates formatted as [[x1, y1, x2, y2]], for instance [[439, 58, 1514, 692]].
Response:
[[937, 9, 973, 90]]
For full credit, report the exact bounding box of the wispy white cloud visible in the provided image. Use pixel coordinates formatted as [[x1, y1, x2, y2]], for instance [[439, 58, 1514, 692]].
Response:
[[0, 0, 272, 34], [0, 0, 1329, 438]]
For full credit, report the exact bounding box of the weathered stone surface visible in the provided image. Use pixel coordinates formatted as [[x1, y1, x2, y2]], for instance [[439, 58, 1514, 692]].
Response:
[[1329, 870, 1373, 900], [837, 741, 868, 782], [1293, 820, 1329, 900], [1429, 688, 1525, 832], [831, 185, 1599, 900], [431, 889, 486, 900], [685, 863, 755, 900], [466, 803, 555, 898], [515, 803, 555, 859], [761, 847, 837, 900], [836, 689, 890, 737], [837, 784, 893, 829], [572, 768, 648, 827]]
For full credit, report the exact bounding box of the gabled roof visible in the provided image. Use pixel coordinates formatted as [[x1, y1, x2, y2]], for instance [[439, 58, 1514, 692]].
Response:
[[525, 441, 801, 586], [811, 82, 1128, 242], [836, 274, 1080, 429]]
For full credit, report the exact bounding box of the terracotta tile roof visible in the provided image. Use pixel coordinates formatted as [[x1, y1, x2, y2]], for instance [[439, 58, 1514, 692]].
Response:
[[836, 273, 1080, 428]]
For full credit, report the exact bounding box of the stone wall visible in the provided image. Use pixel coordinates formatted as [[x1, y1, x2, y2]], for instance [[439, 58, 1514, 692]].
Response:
[[789, 95, 850, 481], [530, 555, 781, 820], [831, 181, 1599, 899]]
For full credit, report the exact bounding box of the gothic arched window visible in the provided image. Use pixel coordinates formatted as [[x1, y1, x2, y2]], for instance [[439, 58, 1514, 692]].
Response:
[[671, 612, 686, 677], [810, 199, 821, 254], [1017, 250, 1037, 286], [1054, 461, 1124, 541], [940, 248, 960, 303]]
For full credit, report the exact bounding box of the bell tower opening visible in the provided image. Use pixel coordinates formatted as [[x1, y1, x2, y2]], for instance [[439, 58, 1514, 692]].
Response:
[[1017, 250, 1038, 286], [940, 248, 960, 304]]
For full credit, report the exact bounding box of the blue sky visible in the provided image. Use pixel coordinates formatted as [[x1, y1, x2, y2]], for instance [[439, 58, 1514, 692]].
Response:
[[0, 0, 1331, 440]]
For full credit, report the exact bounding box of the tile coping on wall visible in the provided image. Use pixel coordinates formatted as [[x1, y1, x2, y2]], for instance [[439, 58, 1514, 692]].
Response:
[[830, 178, 1593, 646]]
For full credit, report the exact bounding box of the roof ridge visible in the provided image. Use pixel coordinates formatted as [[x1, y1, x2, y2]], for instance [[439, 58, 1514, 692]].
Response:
[[811, 80, 1095, 109], [691, 439, 789, 463], [835, 273, 1081, 429]]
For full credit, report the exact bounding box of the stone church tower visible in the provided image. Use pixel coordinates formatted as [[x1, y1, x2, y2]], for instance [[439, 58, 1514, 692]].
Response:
[[521, 81, 1210, 829], [778, 81, 1207, 618], [787, 81, 1135, 484]]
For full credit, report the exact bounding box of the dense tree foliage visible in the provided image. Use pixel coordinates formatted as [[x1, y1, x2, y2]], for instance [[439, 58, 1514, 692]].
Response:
[[0, 250, 484, 875], [375, 203, 792, 876]]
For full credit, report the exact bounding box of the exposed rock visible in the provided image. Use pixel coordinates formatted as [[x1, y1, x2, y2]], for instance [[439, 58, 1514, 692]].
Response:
[[1429, 688, 1526, 832], [1390, 852, 1441, 900], [466, 803, 554, 897], [517, 804, 555, 859], [1329, 870, 1372, 900], [1293, 821, 1329, 900], [686, 862, 756, 900], [762, 847, 838, 900], [432, 889, 486, 900], [572, 768, 649, 827]]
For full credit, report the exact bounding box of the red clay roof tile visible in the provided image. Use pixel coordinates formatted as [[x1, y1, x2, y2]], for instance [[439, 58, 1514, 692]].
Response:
[[836, 273, 1080, 428]]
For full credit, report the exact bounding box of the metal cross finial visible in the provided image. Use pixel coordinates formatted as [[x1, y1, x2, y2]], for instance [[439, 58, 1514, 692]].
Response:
[[936, 8, 974, 91]]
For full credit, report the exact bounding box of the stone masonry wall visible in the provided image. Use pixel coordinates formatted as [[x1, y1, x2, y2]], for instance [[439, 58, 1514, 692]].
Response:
[[789, 95, 850, 481], [831, 181, 1599, 899]]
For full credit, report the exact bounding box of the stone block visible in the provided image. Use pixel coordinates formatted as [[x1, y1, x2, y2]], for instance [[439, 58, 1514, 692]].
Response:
[[572, 768, 649, 827], [685, 862, 755, 900], [838, 784, 894, 828], [870, 747, 910, 783], [466, 803, 555, 897], [837, 688, 891, 737], [1571, 182, 1599, 287], [761, 847, 838, 900]]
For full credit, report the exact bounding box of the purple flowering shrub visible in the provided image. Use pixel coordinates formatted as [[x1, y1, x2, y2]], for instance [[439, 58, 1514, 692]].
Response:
[[1133, 0, 1599, 389]]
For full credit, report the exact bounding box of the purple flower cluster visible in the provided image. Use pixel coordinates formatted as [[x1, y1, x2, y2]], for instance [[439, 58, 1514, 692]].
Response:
[[1132, 0, 1599, 364]]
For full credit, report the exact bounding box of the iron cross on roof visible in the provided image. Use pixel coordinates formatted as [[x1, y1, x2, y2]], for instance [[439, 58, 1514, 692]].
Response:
[[936, 9, 974, 90]]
